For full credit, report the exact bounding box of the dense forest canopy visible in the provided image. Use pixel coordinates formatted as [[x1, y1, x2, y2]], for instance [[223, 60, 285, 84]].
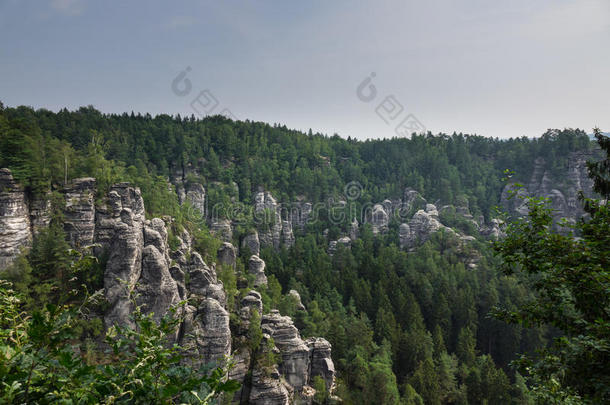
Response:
[[0, 102, 604, 404], [0, 103, 592, 217]]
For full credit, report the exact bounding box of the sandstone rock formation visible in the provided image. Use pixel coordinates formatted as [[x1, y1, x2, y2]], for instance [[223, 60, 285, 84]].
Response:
[[241, 230, 260, 256], [210, 218, 233, 242], [306, 338, 335, 392], [185, 182, 206, 218], [249, 255, 268, 287], [501, 152, 595, 229], [63, 178, 96, 249], [399, 204, 455, 250], [0, 173, 339, 404], [370, 204, 389, 235], [288, 289, 306, 312], [218, 242, 237, 268], [262, 310, 311, 391], [0, 169, 31, 270]]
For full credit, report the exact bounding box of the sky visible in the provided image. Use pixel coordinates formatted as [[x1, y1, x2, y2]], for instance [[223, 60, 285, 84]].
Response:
[[1, 0, 609, 140]]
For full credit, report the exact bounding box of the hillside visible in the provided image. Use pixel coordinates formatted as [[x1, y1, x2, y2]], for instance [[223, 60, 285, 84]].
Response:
[[0, 103, 600, 404]]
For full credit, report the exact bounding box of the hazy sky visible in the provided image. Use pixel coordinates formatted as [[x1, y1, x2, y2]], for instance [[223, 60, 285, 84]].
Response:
[[1, 0, 609, 139]]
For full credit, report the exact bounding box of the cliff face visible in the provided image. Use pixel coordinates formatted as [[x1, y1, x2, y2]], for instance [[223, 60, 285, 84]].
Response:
[[0, 169, 31, 269], [501, 152, 595, 227], [0, 169, 335, 405]]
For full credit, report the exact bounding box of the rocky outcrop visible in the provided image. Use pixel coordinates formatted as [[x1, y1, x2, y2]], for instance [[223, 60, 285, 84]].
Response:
[[262, 310, 311, 391], [29, 193, 50, 235], [195, 298, 231, 364], [0, 173, 336, 404], [288, 290, 306, 312], [102, 184, 146, 328], [0, 169, 31, 270], [242, 230, 260, 256], [281, 220, 295, 248], [218, 242, 237, 268], [306, 338, 335, 392], [254, 191, 283, 249], [329, 236, 351, 255], [185, 182, 206, 218], [370, 204, 389, 235], [349, 218, 359, 240], [249, 255, 268, 287], [290, 200, 313, 231], [501, 152, 595, 228], [399, 204, 455, 250], [210, 219, 233, 242], [63, 178, 96, 249], [248, 334, 292, 405], [187, 251, 221, 296]]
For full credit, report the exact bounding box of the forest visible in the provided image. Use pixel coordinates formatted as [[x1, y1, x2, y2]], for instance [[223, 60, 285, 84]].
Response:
[[0, 102, 607, 404]]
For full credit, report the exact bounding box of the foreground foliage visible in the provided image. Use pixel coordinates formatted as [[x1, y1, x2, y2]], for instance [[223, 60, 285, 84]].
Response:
[[0, 280, 239, 404], [494, 129, 610, 404]]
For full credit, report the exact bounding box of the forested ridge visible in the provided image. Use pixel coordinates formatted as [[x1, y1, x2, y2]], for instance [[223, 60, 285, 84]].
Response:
[[0, 102, 605, 404]]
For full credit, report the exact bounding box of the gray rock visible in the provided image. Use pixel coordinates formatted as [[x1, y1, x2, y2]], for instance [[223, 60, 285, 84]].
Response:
[[63, 178, 96, 249], [217, 242, 237, 268], [306, 338, 335, 392], [281, 220, 295, 248], [242, 290, 264, 316], [370, 204, 389, 235], [254, 191, 283, 249], [0, 168, 31, 270], [185, 182, 206, 218], [242, 230, 261, 256], [399, 209, 455, 250], [249, 334, 292, 405], [262, 310, 311, 391], [187, 251, 226, 305], [249, 255, 268, 287], [135, 245, 181, 323], [210, 219, 233, 242], [288, 290, 306, 311], [197, 298, 231, 364], [102, 185, 146, 328], [29, 193, 51, 235], [349, 217, 359, 240]]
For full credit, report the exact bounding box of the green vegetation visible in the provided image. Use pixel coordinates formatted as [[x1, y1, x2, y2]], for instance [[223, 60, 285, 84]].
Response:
[[493, 128, 610, 404], [0, 103, 606, 404]]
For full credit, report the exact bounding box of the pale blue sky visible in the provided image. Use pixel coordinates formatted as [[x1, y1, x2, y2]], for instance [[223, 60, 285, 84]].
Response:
[[1, 0, 609, 139]]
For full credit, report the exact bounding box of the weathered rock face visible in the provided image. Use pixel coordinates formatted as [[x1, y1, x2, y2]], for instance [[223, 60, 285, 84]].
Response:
[[349, 218, 359, 240], [28, 193, 51, 235], [63, 178, 96, 249], [281, 220, 295, 248], [210, 219, 233, 242], [0, 173, 336, 404], [191, 297, 231, 365], [501, 152, 595, 228], [399, 204, 455, 250], [242, 230, 261, 256], [254, 191, 283, 249], [185, 182, 206, 218], [288, 290, 306, 312], [370, 204, 389, 235], [262, 310, 311, 391], [249, 255, 268, 287], [249, 334, 292, 405], [218, 242, 237, 268], [306, 338, 335, 392], [102, 184, 146, 328], [328, 236, 351, 255], [135, 244, 181, 323], [290, 201, 312, 231], [187, 251, 226, 305], [0, 169, 31, 270]]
